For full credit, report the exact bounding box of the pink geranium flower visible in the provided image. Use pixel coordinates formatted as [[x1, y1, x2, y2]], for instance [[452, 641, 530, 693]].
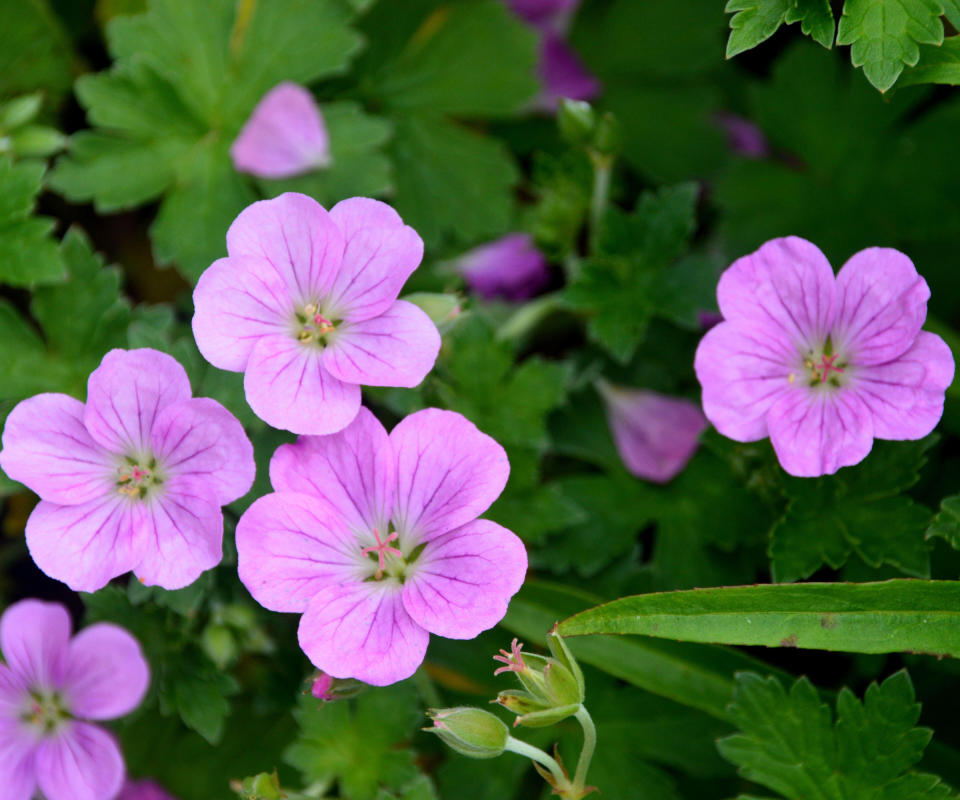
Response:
[[695, 237, 955, 477], [597, 380, 707, 483], [236, 407, 527, 686], [117, 780, 177, 800], [230, 82, 331, 179], [0, 599, 149, 800], [456, 233, 550, 301], [192, 194, 441, 435], [0, 348, 255, 591]]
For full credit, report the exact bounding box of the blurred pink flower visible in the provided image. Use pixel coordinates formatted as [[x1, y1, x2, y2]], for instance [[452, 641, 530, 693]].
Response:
[[0, 349, 254, 591], [714, 112, 770, 159], [456, 233, 550, 301], [0, 599, 149, 800], [117, 780, 178, 800], [231, 82, 331, 179], [695, 237, 955, 477], [598, 380, 707, 483]]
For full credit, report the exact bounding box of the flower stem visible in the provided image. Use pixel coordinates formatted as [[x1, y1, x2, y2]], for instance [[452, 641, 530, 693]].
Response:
[[505, 736, 570, 792], [572, 704, 597, 794], [413, 665, 442, 708], [589, 154, 612, 252]]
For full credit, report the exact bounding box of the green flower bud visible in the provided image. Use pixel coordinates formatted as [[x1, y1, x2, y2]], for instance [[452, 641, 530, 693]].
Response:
[[494, 689, 550, 717], [235, 770, 284, 799], [202, 623, 237, 668], [543, 660, 583, 707], [426, 707, 509, 759], [558, 99, 597, 145], [547, 625, 585, 702], [514, 702, 581, 728], [592, 111, 623, 157]]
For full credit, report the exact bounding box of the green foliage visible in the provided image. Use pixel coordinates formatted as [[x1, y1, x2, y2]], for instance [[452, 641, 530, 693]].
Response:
[[718, 670, 955, 798], [900, 36, 960, 85], [0, 0, 74, 99], [926, 494, 960, 551], [725, 0, 836, 56], [770, 439, 934, 582], [0, 158, 64, 286]]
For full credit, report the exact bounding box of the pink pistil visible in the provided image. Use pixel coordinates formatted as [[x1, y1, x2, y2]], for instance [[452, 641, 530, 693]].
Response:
[[361, 528, 403, 578], [493, 638, 526, 676], [313, 313, 335, 334], [131, 466, 149, 482], [818, 353, 844, 382]]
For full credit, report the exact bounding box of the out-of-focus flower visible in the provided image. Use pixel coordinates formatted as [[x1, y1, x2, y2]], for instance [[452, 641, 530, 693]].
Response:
[[192, 193, 440, 435], [456, 233, 550, 302], [230, 82, 331, 179], [117, 780, 178, 800], [714, 112, 770, 159], [695, 236, 955, 477], [0, 349, 254, 591], [237, 407, 526, 686], [0, 599, 149, 800], [597, 380, 707, 483]]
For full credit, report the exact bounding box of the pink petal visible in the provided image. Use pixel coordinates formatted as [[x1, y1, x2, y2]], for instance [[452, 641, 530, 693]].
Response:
[[457, 233, 551, 302], [853, 331, 955, 440], [402, 519, 526, 640], [25, 497, 143, 592], [298, 581, 429, 686], [244, 334, 361, 435], [150, 398, 254, 506], [694, 321, 793, 441], [535, 33, 600, 111], [226, 193, 344, 304], [322, 300, 441, 388], [237, 492, 362, 612], [0, 599, 70, 689], [390, 409, 510, 543], [598, 383, 707, 483], [325, 198, 424, 322], [0, 719, 36, 800], [833, 247, 931, 365], [0, 394, 114, 505], [35, 722, 124, 800], [507, 0, 581, 30], [84, 349, 192, 455], [0, 664, 27, 715], [117, 780, 178, 800], [191, 255, 291, 372], [767, 389, 874, 477], [269, 407, 395, 534], [131, 477, 224, 590], [717, 236, 837, 350], [230, 82, 331, 179], [64, 624, 149, 721]]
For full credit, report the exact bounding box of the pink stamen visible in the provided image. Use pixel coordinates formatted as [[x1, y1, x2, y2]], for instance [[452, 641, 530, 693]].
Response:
[[493, 638, 526, 676], [132, 466, 149, 482], [361, 528, 403, 578], [818, 353, 844, 382], [313, 313, 335, 333]]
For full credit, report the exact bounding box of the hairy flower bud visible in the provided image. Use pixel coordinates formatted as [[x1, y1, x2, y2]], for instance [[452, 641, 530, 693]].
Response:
[[426, 707, 509, 759]]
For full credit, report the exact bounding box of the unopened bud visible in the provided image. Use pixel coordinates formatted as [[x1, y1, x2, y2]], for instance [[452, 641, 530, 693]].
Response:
[[547, 625, 585, 701], [305, 672, 364, 703], [558, 99, 597, 146], [494, 689, 549, 716], [543, 660, 583, 707], [202, 624, 237, 669], [513, 702, 581, 728], [426, 707, 509, 759]]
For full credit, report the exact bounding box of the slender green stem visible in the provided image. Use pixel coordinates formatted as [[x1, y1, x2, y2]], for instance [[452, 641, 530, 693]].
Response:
[[572, 704, 597, 793], [413, 665, 442, 708], [589, 154, 612, 251], [505, 736, 570, 791]]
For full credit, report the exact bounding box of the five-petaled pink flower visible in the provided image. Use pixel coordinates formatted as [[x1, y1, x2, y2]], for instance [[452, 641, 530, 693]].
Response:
[[455, 233, 551, 302], [0, 348, 255, 591], [0, 599, 149, 800], [236, 407, 527, 686], [597, 380, 707, 483], [695, 237, 955, 477], [231, 82, 331, 179], [192, 193, 441, 436]]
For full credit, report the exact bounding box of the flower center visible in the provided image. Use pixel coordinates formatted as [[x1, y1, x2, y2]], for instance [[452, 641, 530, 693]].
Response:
[[21, 690, 71, 735], [360, 528, 425, 583], [117, 455, 162, 500], [787, 340, 848, 388], [295, 302, 338, 346]]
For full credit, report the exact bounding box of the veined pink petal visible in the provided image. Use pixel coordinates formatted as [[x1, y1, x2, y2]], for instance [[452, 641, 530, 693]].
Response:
[[0, 664, 26, 717], [230, 82, 331, 179], [35, 722, 124, 800], [390, 409, 510, 543], [852, 331, 955, 440], [132, 477, 223, 590], [833, 247, 931, 365], [150, 399, 254, 506], [237, 492, 363, 613], [717, 236, 837, 350], [0, 718, 36, 800], [322, 300, 440, 388], [191, 255, 291, 372], [0, 600, 70, 690], [457, 233, 550, 302], [226, 193, 344, 304], [767, 388, 874, 477], [694, 321, 793, 441], [325, 198, 424, 322], [84, 349, 192, 455], [0, 394, 114, 505], [402, 519, 526, 639], [269, 407, 395, 534], [25, 497, 144, 592], [244, 334, 361, 435], [298, 581, 429, 686], [64, 624, 149, 721]]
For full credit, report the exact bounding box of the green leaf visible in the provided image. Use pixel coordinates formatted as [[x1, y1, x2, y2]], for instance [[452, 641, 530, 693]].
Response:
[[0, 0, 73, 99], [717, 670, 954, 799], [285, 683, 422, 800], [899, 36, 960, 86], [770, 439, 934, 582], [944, 0, 960, 27], [558, 579, 960, 659], [836, 0, 945, 91], [927, 494, 960, 550], [786, 0, 836, 48], [0, 158, 65, 286], [725, 0, 793, 58]]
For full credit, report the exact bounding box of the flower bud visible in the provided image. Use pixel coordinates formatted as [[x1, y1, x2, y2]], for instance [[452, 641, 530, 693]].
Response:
[[494, 689, 549, 716], [558, 99, 597, 146], [513, 702, 581, 728], [547, 625, 585, 702], [426, 707, 509, 759], [543, 660, 582, 707], [305, 671, 364, 703], [201, 624, 237, 669]]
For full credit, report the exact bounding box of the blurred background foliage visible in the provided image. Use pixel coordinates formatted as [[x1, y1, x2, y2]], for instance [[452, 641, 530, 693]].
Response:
[[3, 0, 960, 798]]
